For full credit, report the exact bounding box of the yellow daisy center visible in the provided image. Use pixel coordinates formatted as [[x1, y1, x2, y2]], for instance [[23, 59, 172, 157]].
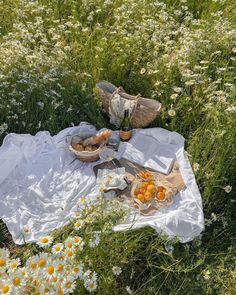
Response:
[[73, 237, 79, 243], [30, 262, 37, 269], [74, 267, 79, 273], [52, 276, 58, 283], [2, 285, 10, 294], [0, 258, 6, 267], [67, 241, 73, 248], [41, 237, 49, 243], [44, 288, 50, 293], [65, 282, 72, 289], [38, 258, 46, 267], [57, 264, 64, 272], [11, 262, 17, 269], [47, 265, 54, 275], [13, 277, 21, 286], [75, 222, 81, 227], [57, 287, 63, 295], [55, 245, 61, 251], [67, 250, 73, 257]]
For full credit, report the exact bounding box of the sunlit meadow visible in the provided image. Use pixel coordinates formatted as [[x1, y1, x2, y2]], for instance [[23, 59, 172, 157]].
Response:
[[0, 0, 236, 294]]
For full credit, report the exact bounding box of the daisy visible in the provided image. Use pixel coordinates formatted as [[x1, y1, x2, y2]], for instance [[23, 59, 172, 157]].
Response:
[[0, 248, 10, 259], [112, 266, 122, 276], [64, 237, 74, 249], [77, 196, 88, 207], [140, 68, 146, 75], [9, 271, 25, 290], [173, 86, 183, 93], [64, 248, 75, 259], [83, 270, 97, 283], [52, 243, 64, 255], [72, 263, 84, 279], [168, 109, 176, 117], [193, 162, 200, 172], [223, 185, 232, 193], [85, 280, 97, 293], [36, 252, 49, 270], [170, 93, 178, 100], [23, 226, 31, 234], [0, 256, 8, 272], [8, 258, 21, 273], [37, 235, 53, 248], [26, 255, 38, 272], [42, 259, 57, 280], [74, 220, 84, 231], [0, 281, 12, 295], [61, 276, 76, 294], [56, 261, 66, 277], [72, 212, 82, 219]]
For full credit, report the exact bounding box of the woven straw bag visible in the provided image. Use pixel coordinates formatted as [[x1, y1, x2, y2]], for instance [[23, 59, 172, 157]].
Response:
[[96, 81, 161, 128]]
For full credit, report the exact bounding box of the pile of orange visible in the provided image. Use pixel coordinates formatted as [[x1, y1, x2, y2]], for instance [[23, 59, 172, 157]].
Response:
[[134, 170, 167, 203]]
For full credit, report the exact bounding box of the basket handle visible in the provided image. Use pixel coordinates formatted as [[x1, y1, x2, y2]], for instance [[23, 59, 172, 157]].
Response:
[[116, 87, 141, 119]]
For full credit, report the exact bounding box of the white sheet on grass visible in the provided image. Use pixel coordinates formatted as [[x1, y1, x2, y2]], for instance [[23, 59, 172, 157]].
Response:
[[0, 122, 204, 244]]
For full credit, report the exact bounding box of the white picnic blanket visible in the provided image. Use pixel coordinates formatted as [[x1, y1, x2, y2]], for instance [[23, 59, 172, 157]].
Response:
[[0, 122, 204, 244]]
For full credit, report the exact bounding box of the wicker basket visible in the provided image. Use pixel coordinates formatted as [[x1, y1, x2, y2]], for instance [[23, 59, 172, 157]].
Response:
[[69, 144, 104, 162], [96, 81, 162, 128]]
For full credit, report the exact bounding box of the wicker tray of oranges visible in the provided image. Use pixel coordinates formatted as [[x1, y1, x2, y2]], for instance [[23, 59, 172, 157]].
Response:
[[131, 170, 168, 210]]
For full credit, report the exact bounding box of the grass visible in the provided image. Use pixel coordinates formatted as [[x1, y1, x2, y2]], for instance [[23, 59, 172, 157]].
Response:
[[0, 0, 236, 294]]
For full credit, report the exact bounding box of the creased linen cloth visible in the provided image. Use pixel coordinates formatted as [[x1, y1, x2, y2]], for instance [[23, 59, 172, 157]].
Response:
[[0, 122, 204, 244]]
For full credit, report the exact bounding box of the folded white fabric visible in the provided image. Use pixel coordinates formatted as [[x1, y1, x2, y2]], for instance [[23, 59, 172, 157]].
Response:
[[0, 123, 204, 244], [120, 128, 185, 174]]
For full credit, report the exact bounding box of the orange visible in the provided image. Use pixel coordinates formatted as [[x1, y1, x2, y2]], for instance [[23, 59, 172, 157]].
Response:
[[156, 192, 165, 201], [139, 187, 146, 194], [134, 188, 139, 195], [137, 194, 145, 203], [144, 191, 152, 201], [147, 184, 156, 193]]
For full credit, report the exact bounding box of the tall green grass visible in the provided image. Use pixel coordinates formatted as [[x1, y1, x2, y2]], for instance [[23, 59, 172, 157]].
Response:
[[0, 0, 236, 294]]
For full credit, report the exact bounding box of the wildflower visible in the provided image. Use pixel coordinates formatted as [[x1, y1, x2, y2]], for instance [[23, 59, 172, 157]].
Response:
[[8, 258, 21, 272], [44, 259, 57, 279], [168, 109, 176, 117], [85, 280, 97, 292], [9, 271, 25, 290], [126, 286, 133, 294], [170, 93, 178, 100], [72, 236, 85, 249], [37, 235, 53, 248], [26, 256, 38, 272], [61, 276, 76, 294], [0, 256, 8, 271], [56, 261, 66, 277], [140, 68, 146, 75], [72, 263, 84, 279], [52, 243, 64, 255], [64, 248, 75, 259], [193, 163, 200, 172], [0, 281, 12, 294], [223, 185, 232, 193], [185, 80, 195, 86], [36, 252, 49, 269], [64, 237, 74, 249], [211, 213, 217, 221], [112, 266, 122, 276], [98, 187, 104, 193], [72, 212, 82, 219], [173, 87, 183, 93], [23, 226, 30, 234], [74, 220, 84, 231], [203, 270, 211, 280], [77, 195, 88, 207], [89, 232, 100, 248]]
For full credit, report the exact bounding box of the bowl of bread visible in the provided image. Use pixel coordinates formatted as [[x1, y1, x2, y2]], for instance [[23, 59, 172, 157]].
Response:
[[68, 129, 111, 162]]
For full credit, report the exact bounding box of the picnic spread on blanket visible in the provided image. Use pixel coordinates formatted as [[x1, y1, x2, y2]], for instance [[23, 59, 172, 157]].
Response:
[[0, 81, 204, 245]]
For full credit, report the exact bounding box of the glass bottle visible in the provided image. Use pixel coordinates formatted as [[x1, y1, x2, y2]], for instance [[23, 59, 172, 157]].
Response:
[[119, 109, 132, 141]]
